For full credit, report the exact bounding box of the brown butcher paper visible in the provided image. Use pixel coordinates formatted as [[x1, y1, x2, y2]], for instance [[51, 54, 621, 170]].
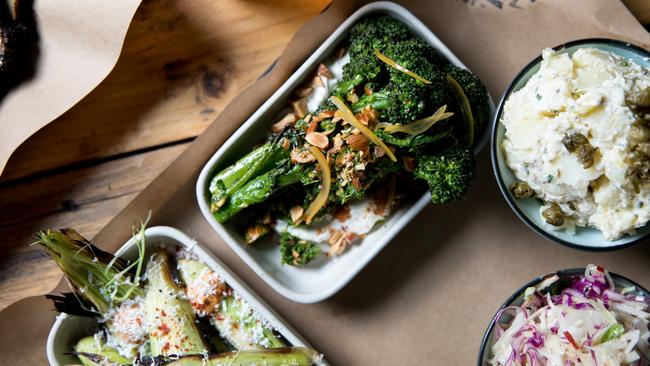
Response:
[[2, 1, 649, 365]]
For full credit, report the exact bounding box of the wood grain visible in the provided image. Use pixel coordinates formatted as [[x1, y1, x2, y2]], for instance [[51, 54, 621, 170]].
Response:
[[1, 0, 330, 182], [0, 0, 329, 312], [0, 142, 190, 310], [0, 0, 647, 313], [624, 0, 650, 24]]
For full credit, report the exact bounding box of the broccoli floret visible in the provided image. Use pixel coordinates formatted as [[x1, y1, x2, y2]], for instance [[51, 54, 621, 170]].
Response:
[[342, 15, 412, 88], [442, 64, 491, 140], [413, 144, 475, 204], [388, 38, 447, 68], [382, 40, 451, 123], [279, 232, 320, 266]]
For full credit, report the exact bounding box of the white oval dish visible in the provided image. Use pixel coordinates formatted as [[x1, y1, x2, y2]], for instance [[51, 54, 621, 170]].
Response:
[[46, 226, 324, 365], [196, 1, 495, 303]]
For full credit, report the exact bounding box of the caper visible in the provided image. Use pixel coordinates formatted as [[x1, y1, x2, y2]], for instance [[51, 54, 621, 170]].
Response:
[[575, 145, 596, 169], [627, 158, 650, 186], [562, 133, 589, 153], [633, 142, 650, 157], [542, 203, 565, 227], [510, 181, 535, 198], [562, 133, 596, 168]]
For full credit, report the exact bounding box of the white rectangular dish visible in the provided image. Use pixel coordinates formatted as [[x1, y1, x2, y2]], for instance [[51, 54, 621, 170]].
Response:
[[46, 226, 323, 365], [196, 1, 494, 304]]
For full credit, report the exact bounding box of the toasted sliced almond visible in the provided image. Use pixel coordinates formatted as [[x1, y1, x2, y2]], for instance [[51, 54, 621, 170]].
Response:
[[317, 63, 333, 79], [291, 147, 315, 163], [328, 230, 344, 246], [295, 86, 313, 98], [328, 134, 344, 154], [304, 114, 313, 124], [346, 133, 369, 151], [346, 91, 359, 104], [306, 132, 329, 149], [292, 98, 308, 118], [245, 225, 268, 244], [312, 75, 324, 88], [290, 206, 304, 223], [318, 110, 336, 119], [270, 112, 296, 133], [306, 119, 319, 134], [355, 112, 369, 126], [403, 156, 416, 172], [363, 106, 380, 125]]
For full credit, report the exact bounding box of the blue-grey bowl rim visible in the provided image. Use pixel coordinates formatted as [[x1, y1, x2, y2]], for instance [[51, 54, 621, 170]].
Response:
[[476, 267, 650, 365], [490, 38, 650, 252]]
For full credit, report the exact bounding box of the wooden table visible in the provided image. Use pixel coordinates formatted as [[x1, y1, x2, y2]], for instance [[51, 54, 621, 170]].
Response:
[[0, 0, 647, 311]]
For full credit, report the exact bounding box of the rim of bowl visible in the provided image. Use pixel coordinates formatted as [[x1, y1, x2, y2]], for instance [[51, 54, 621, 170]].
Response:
[[491, 38, 650, 252], [476, 268, 650, 366]]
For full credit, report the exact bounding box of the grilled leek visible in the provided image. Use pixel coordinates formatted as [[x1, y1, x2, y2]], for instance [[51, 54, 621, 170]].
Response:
[[177, 258, 286, 350], [144, 252, 208, 357]]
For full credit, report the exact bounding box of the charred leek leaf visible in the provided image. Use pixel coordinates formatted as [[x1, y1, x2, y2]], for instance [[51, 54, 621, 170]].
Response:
[[34, 229, 144, 314]]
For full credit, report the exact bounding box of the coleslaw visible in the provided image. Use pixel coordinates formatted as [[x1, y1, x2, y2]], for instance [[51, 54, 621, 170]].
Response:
[[489, 264, 650, 365]]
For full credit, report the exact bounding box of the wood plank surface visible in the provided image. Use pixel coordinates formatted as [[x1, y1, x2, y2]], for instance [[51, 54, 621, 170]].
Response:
[[0, 0, 647, 313], [0, 0, 329, 310], [0, 0, 330, 182], [0, 142, 190, 309], [624, 0, 650, 24]]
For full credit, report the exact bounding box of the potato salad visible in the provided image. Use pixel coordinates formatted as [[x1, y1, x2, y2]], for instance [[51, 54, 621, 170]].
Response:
[[502, 47, 650, 240]]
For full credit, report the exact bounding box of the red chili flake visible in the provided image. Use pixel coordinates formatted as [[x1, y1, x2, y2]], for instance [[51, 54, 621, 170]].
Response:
[[162, 342, 170, 352], [596, 265, 605, 272], [158, 323, 171, 336], [564, 331, 581, 350]]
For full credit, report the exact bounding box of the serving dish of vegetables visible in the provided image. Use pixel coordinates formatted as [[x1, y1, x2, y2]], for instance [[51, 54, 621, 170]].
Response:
[[196, 1, 494, 303], [43, 225, 324, 366], [479, 264, 650, 366]]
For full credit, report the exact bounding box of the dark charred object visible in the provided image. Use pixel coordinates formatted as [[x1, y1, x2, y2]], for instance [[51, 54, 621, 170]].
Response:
[[0, 0, 38, 100]]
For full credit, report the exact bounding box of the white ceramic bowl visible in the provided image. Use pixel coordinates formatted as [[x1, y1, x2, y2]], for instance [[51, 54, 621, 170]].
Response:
[[491, 39, 650, 251], [196, 1, 495, 303], [477, 267, 650, 365], [46, 226, 323, 365]]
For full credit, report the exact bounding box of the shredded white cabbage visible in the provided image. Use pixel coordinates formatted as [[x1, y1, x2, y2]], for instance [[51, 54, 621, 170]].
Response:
[[490, 264, 650, 366]]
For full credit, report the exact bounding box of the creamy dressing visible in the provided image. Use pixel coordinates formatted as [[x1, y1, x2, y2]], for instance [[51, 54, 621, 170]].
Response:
[[502, 48, 650, 240]]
